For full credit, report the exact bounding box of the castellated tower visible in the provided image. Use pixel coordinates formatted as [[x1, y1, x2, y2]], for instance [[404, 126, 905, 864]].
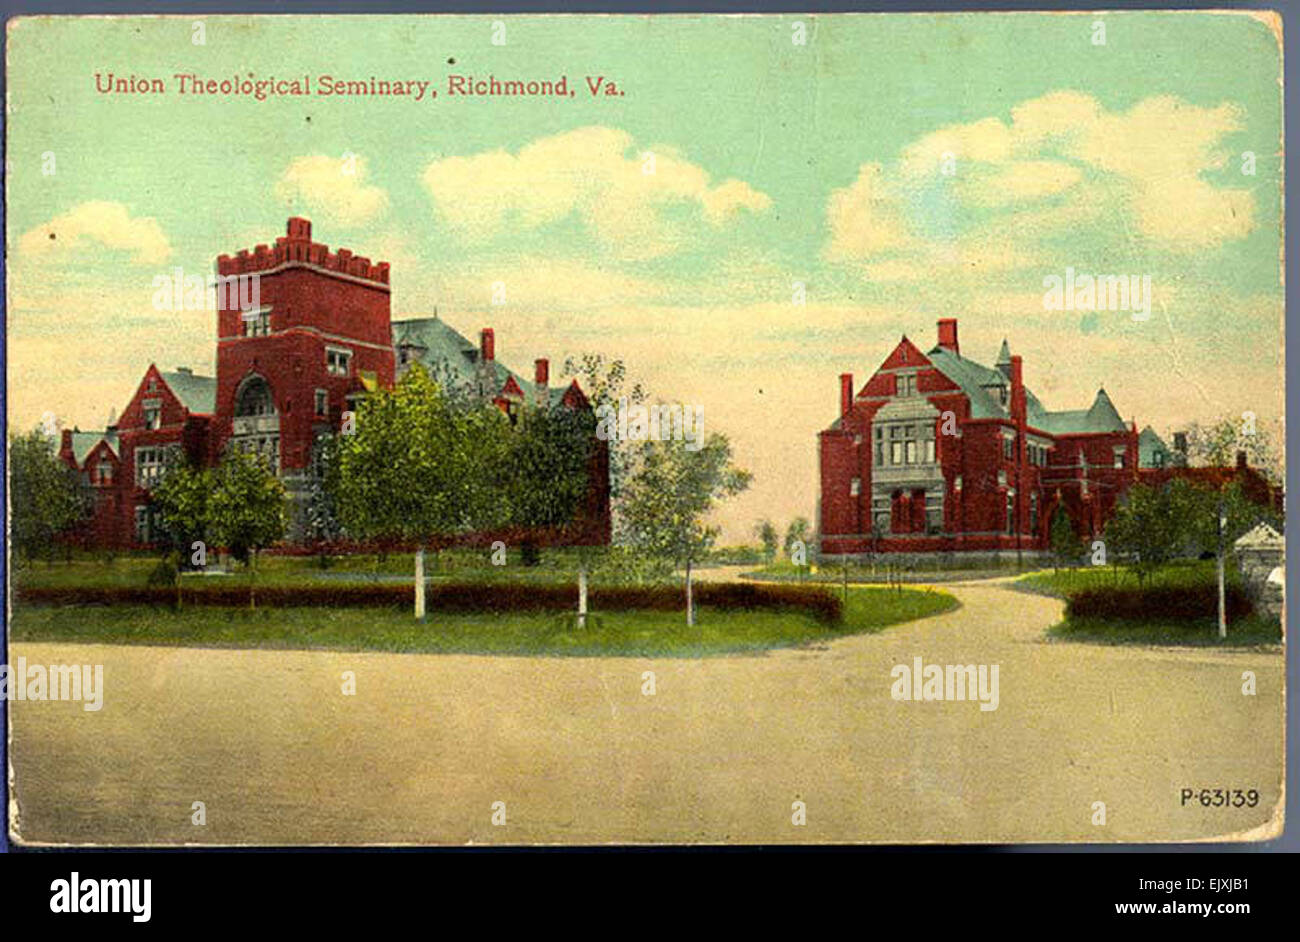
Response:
[[214, 217, 395, 532]]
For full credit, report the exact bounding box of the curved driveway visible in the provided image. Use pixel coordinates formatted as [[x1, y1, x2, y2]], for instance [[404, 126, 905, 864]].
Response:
[[8, 576, 1283, 844]]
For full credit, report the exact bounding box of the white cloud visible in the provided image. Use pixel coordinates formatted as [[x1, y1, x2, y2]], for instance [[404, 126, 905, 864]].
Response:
[[826, 90, 1257, 269], [17, 201, 171, 265], [420, 126, 771, 260], [275, 154, 390, 226]]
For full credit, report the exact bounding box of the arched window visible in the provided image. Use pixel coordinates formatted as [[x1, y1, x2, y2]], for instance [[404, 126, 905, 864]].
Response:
[[235, 376, 276, 417]]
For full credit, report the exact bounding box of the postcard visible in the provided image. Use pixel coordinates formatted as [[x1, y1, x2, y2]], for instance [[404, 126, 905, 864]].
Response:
[[4, 11, 1284, 845]]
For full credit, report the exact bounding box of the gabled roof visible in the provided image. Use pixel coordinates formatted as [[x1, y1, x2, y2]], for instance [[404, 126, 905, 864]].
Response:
[[160, 369, 217, 415], [392, 316, 566, 407], [66, 430, 119, 467], [1137, 425, 1169, 467], [925, 346, 1009, 419], [924, 343, 1129, 434]]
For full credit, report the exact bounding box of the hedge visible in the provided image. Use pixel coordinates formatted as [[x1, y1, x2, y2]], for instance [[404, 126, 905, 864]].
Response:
[[15, 581, 843, 624], [1066, 584, 1253, 622]]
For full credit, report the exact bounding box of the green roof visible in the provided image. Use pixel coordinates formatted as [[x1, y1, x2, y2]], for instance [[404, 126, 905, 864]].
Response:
[[160, 369, 217, 414], [392, 316, 564, 406], [66, 429, 118, 466], [1137, 425, 1169, 467], [925, 344, 1128, 434]]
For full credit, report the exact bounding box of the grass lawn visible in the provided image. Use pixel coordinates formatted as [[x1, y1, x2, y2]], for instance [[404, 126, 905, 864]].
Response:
[[1046, 615, 1282, 648], [8, 585, 958, 658], [1015, 560, 1282, 648]]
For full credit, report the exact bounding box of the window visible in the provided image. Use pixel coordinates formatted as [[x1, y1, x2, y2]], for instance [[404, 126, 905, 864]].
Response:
[[874, 427, 884, 465], [1153, 449, 1166, 468], [925, 492, 943, 534], [1029, 492, 1039, 533], [872, 496, 891, 535], [315, 389, 328, 418], [925, 438, 936, 464], [242, 309, 270, 337], [326, 347, 352, 376], [142, 398, 162, 430], [1003, 434, 1014, 460], [905, 440, 917, 464], [1114, 448, 1126, 469], [999, 386, 1008, 406], [1005, 492, 1015, 534], [96, 464, 113, 486], [897, 373, 917, 397], [147, 378, 157, 393], [850, 477, 861, 497], [135, 446, 171, 487], [134, 505, 153, 543]]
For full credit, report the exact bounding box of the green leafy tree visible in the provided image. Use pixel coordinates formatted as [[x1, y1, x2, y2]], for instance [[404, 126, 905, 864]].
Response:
[[619, 433, 751, 625], [561, 352, 645, 501], [755, 519, 779, 564], [150, 457, 214, 570], [1103, 483, 1184, 585], [783, 517, 811, 559], [1048, 504, 1082, 571], [9, 428, 90, 564], [335, 364, 509, 618], [208, 450, 288, 566], [1172, 478, 1278, 637], [508, 402, 597, 566], [305, 433, 344, 565]]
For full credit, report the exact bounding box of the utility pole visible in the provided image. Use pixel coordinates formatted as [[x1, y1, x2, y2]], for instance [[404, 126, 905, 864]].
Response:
[[1217, 496, 1227, 639]]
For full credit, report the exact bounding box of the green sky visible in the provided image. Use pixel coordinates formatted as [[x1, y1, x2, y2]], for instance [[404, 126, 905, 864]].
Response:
[[6, 13, 1283, 540]]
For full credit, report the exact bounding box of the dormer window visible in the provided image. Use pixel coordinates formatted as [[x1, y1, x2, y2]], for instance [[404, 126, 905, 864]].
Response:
[[142, 399, 161, 430]]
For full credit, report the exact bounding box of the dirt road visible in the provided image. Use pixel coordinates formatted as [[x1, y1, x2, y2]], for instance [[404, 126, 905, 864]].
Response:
[[7, 579, 1284, 844]]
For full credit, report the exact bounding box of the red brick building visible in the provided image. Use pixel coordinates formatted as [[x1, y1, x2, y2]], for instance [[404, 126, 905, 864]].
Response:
[[58, 218, 610, 549], [818, 318, 1272, 559]]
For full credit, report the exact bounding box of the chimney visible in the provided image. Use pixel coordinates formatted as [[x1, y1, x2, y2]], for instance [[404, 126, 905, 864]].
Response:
[[287, 217, 312, 241], [60, 428, 73, 454], [534, 358, 549, 405], [840, 373, 854, 417], [480, 328, 495, 362], [1236, 450, 1248, 470], [937, 318, 959, 355], [1009, 355, 1025, 422]]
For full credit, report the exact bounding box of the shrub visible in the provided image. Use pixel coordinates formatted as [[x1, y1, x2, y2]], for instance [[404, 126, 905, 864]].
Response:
[[1066, 584, 1253, 622], [16, 580, 843, 624]]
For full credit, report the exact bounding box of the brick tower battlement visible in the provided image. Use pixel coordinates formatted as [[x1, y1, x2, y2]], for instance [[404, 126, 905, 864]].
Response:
[[216, 217, 390, 286]]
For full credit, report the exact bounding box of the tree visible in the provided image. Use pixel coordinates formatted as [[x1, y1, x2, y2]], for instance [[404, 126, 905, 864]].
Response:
[[619, 433, 751, 626], [754, 519, 779, 564], [1183, 416, 1281, 484], [304, 433, 344, 564], [1175, 479, 1278, 638], [561, 352, 645, 502], [506, 402, 596, 565], [208, 450, 288, 566], [1103, 483, 1184, 585], [9, 428, 90, 564], [1048, 504, 1082, 572], [150, 456, 213, 570], [783, 517, 811, 559], [335, 364, 510, 618]]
